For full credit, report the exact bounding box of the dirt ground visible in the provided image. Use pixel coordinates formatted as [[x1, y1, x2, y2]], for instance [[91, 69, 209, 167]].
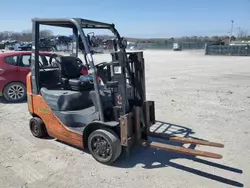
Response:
[[0, 50, 249, 188]]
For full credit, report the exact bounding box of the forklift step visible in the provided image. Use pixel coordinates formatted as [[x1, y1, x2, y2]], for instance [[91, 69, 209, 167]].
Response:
[[148, 132, 224, 148], [141, 141, 222, 159]]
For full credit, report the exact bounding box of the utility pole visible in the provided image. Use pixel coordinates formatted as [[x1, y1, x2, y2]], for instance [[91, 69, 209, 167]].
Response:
[[229, 20, 234, 43]]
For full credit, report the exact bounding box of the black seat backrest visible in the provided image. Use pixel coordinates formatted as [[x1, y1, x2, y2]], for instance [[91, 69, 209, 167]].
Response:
[[57, 56, 81, 79], [39, 68, 61, 89]]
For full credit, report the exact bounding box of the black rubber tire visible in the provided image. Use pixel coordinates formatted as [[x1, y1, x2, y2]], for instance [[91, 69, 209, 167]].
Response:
[[88, 128, 122, 165], [3, 82, 26, 103], [29, 117, 48, 138]]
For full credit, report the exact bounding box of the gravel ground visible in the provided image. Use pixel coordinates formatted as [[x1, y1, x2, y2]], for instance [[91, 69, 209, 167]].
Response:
[[0, 50, 249, 188]]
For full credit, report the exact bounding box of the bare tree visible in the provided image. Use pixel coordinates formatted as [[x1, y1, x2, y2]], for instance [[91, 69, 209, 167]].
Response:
[[21, 30, 32, 41], [0, 29, 54, 42], [40, 30, 53, 38], [237, 27, 249, 39]]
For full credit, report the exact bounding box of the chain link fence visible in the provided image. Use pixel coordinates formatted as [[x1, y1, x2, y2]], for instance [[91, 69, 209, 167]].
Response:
[[130, 42, 206, 50], [56, 42, 206, 51], [205, 45, 250, 56]]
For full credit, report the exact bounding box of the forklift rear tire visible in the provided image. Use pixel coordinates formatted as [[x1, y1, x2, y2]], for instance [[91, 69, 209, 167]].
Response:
[[88, 128, 121, 165], [29, 117, 48, 138]]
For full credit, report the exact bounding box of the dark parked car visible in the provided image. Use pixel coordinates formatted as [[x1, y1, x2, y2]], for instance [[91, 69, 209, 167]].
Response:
[[17, 42, 57, 52]]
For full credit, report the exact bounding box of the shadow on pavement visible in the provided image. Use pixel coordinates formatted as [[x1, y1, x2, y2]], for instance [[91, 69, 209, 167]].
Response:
[[113, 121, 243, 187], [0, 97, 27, 104]]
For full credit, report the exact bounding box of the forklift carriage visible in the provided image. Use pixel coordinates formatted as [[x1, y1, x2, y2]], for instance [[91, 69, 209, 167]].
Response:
[[27, 18, 224, 165]]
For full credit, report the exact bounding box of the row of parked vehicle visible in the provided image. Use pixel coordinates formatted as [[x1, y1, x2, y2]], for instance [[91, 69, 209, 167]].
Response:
[[1, 36, 73, 51]]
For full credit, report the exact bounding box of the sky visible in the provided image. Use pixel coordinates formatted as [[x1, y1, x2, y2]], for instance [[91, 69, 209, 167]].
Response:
[[0, 0, 250, 38]]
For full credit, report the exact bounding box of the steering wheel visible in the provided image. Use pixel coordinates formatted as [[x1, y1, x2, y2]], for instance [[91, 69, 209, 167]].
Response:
[[96, 62, 107, 70]]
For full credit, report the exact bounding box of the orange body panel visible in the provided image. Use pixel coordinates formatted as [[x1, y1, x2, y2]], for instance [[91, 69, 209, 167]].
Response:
[[26, 73, 34, 113], [26, 73, 84, 149]]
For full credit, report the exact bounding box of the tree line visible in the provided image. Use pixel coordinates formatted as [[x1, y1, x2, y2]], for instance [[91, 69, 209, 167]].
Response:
[[1, 28, 249, 44], [0, 30, 54, 42]]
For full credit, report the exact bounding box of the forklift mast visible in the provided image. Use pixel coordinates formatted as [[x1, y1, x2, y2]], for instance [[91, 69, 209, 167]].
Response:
[[106, 51, 146, 118]]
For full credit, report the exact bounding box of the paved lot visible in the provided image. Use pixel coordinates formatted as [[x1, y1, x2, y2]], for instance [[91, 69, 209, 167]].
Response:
[[0, 50, 249, 188]]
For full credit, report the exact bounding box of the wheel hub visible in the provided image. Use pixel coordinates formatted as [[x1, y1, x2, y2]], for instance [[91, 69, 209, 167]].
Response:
[[34, 125, 39, 133], [92, 136, 111, 159], [31, 123, 39, 136], [8, 85, 24, 100]]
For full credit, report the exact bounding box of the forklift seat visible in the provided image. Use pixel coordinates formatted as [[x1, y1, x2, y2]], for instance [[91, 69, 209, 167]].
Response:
[[56, 56, 94, 91]]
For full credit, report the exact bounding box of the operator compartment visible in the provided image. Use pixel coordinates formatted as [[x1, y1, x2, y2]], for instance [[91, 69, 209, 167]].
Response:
[[38, 55, 99, 128], [39, 55, 115, 129], [57, 56, 94, 91]]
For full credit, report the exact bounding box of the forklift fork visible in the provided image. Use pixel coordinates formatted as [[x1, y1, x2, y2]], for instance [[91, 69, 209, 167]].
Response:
[[120, 101, 224, 159]]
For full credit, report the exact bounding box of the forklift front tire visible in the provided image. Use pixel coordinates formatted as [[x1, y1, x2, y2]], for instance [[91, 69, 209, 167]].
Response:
[[88, 128, 122, 165], [29, 117, 48, 138]]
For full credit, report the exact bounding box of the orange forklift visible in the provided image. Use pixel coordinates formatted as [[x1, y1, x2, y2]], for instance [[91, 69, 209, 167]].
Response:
[[27, 18, 224, 164]]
